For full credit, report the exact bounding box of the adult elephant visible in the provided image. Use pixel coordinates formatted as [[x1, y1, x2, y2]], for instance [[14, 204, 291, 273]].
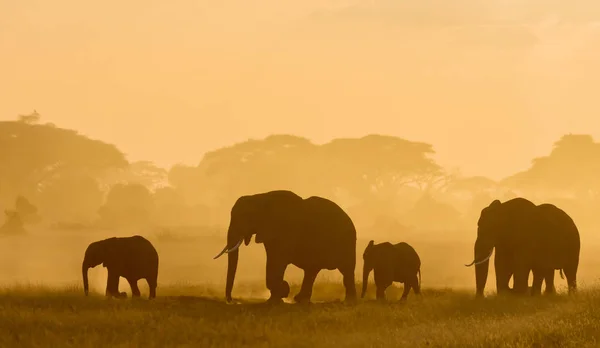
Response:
[[465, 198, 580, 297], [82, 235, 159, 299], [213, 190, 357, 304], [531, 203, 580, 295]]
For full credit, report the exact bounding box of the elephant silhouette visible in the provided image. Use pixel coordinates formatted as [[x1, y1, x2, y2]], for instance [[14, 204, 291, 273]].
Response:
[[361, 240, 422, 302], [82, 235, 159, 299], [466, 198, 580, 297], [214, 190, 357, 304]]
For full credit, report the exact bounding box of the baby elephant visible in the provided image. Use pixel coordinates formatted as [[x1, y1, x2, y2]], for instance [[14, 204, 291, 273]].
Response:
[[361, 240, 421, 301], [82, 235, 159, 299]]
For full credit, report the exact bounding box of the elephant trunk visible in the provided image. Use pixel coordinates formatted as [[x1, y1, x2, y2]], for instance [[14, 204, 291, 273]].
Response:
[[473, 240, 492, 297], [225, 249, 238, 302], [361, 263, 372, 298], [222, 222, 246, 302], [475, 259, 489, 297], [82, 261, 89, 296]]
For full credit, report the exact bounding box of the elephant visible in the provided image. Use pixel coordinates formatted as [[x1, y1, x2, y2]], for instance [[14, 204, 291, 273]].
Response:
[[361, 240, 421, 301], [530, 203, 580, 295], [465, 198, 580, 297], [213, 190, 357, 304], [82, 235, 159, 299]]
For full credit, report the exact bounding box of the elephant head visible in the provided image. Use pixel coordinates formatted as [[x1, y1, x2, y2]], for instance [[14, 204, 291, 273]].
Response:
[[464, 199, 503, 296], [465, 197, 539, 296], [213, 191, 303, 302], [361, 240, 376, 298], [82, 238, 115, 296]]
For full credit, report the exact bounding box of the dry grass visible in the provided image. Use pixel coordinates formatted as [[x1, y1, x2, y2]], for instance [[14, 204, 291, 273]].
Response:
[[1, 228, 600, 347], [0, 283, 599, 348]]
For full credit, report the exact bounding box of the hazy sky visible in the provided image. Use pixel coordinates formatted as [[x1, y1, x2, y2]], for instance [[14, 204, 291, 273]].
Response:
[[2, 0, 600, 180]]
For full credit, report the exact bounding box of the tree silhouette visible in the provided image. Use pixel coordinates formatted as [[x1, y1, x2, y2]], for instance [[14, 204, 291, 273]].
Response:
[[0, 196, 40, 235], [100, 160, 168, 193], [0, 121, 127, 209], [17, 110, 41, 125], [319, 134, 446, 203], [98, 183, 155, 227], [37, 174, 104, 223], [184, 134, 318, 207], [502, 134, 600, 199], [167, 133, 447, 227]]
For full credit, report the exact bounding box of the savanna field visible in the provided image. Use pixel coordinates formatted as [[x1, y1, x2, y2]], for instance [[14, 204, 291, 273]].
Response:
[[1, 227, 600, 348], [6, 1, 600, 347], [2, 284, 600, 348]]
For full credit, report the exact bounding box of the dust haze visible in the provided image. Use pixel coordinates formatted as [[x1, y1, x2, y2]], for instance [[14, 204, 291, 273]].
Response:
[[2, 0, 600, 299]]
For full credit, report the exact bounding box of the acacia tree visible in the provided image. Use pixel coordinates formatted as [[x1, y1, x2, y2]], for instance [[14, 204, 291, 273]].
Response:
[[318, 134, 447, 205], [98, 183, 155, 227], [0, 120, 128, 215], [502, 134, 600, 200], [499, 134, 600, 235], [167, 134, 449, 227], [37, 174, 104, 223], [168, 135, 320, 220], [0, 196, 40, 235], [101, 160, 168, 193]]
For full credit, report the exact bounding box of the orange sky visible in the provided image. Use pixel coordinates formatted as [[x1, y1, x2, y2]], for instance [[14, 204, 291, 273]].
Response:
[[2, 0, 600, 180]]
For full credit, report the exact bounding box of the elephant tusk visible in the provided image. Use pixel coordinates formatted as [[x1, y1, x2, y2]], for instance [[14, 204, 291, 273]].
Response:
[[214, 238, 245, 259], [474, 250, 493, 265], [213, 245, 229, 260], [465, 249, 493, 267], [225, 239, 244, 254]]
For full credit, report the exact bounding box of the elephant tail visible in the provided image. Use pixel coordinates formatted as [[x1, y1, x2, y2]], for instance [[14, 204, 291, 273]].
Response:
[[418, 268, 421, 288], [560, 269, 564, 280]]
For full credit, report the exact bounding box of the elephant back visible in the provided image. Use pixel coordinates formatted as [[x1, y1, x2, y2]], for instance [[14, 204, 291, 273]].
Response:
[[535, 203, 580, 269], [113, 235, 159, 277], [290, 196, 357, 269], [392, 242, 421, 274]]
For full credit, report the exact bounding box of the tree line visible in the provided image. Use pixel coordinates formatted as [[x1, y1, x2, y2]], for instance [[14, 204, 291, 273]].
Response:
[[2, 112, 599, 239]]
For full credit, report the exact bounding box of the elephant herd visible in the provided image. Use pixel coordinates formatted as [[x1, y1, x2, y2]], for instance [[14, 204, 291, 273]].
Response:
[[82, 190, 581, 304]]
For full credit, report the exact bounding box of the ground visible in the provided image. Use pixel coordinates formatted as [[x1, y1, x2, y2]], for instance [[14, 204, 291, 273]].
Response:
[[1, 229, 600, 347], [1, 283, 599, 348]]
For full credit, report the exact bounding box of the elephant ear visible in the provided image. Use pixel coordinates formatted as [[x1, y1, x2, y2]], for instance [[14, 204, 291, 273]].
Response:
[[489, 199, 502, 209], [254, 199, 283, 244], [100, 238, 119, 268], [480, 199, 501, 216], [478, 199, 502, 228], [254, 192, 302, 244], [363, 240, 375, 258]]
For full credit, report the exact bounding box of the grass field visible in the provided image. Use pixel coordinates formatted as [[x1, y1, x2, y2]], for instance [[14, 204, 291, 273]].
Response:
[[1, 229, 600, 347], [1, 283, 600, 348]]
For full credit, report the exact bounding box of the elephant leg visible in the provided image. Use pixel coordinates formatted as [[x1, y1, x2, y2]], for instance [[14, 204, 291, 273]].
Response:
[[563, 264, 578, 295], [265, 255, 289, 302], [400, 281, 412, 302], [340, 266, 357, 302], [531, 268, 543, 296], [374, 272, 391, 302], [543, 269, 556, 295], [106, 270, 120, 298], [147, 275, 157, 299], [294, 268, 320, 304], [512, 266, 531, 295], [411, 274, 421, 295], [375, 285, 388, 301], [494, 252, 513, 295], [128, 278, 141, 298]]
